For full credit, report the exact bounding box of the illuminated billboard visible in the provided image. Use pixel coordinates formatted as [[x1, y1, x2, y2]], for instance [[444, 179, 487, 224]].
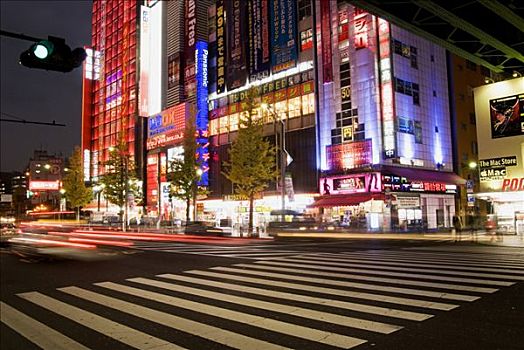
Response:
[[29, 181, 60, 191], [195, 41, 209, 186], [489, 93, 524, 139], [147, 103, 187, 150], [326, 140, 373, 171], [320, 173, 381, 195]]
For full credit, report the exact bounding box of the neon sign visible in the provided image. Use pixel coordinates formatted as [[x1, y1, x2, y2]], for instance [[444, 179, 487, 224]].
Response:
[[195, 41, 209, 185], [377, 17, 396, 159]]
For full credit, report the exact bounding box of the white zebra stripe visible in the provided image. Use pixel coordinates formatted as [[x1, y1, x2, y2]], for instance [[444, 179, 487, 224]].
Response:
[[211, 264, 474, 305], [254, 261, 514, 287], [153, 274, 432, 321], [17, 292, 184, 350], [269, 257, 524, 281], [93, 282, 366, 348], [188, 269, 458, 310], [308, 253, 524, 275], [0, 301, 90, 350]]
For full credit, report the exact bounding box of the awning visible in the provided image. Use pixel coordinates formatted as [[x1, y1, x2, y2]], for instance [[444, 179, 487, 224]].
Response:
[[381, 166, 466, 185], [309, 193, 385, 208]]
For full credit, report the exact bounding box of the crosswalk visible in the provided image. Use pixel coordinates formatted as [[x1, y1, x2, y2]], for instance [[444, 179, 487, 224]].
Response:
[[2, 247, 524, 349], [132, 241, 305, 259]]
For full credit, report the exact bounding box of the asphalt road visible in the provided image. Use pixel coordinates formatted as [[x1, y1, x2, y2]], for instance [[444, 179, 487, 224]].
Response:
[[1, 238, 523, 350]]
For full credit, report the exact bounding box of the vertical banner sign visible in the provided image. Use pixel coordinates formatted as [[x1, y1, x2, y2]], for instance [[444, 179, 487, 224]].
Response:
[[185, 0, 197, 98], [270, 0, 298, 74], [216, 0, 226, 94], [248, 0, 270, 81], [226, 0, 248, 90], [377, 17, 396, 159], [320, 0, 333, 83], [195, 41, 210, 186], [353, 8, 369, 49], [139, 6, 150, 116]]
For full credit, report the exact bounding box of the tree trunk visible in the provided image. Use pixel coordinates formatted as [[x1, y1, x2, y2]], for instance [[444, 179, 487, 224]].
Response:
[[185, 197, 191, 223], [248, 194, 254, 237], [76, 207, 80, 221]]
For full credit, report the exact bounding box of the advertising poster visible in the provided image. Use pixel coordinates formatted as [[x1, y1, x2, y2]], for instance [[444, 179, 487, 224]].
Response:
[[269, 0, 298, 74], [184, 0, 197, 98], [489, 94, 524, 138], [320, 0, 332, 83], [226, 0, 248, 90], [216, 0, 226, 94], [248, 0, 270, 81]]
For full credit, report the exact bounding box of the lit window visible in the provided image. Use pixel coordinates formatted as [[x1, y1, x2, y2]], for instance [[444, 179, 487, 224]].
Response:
[[219, 115, 230, 133], [209, 119, 218, 136], [288, 97, 302, 119]]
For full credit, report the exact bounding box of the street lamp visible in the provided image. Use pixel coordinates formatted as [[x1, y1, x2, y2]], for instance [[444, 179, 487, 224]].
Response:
[[59, 188, 66, 221], [261, 103, 287, 221]]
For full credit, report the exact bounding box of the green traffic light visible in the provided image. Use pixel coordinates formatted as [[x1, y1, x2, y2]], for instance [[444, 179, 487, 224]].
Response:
[[32, 40, 54, 59]]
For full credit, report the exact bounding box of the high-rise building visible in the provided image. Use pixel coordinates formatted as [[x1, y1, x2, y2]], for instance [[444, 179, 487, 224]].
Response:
[[204, 0, 464, 231], [81, 0, 141, 184], [81, 0, 472, 231]]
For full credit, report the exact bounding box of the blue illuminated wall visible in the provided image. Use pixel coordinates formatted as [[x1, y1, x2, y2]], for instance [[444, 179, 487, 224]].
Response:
[[195, 40, 209, 185]]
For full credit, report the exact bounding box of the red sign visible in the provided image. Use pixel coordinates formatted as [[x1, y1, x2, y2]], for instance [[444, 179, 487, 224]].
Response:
[[320, 0, 333, 83], [327, 140, 373, 171], [353, 8, 368, 49], [502, 178, 524, 191]]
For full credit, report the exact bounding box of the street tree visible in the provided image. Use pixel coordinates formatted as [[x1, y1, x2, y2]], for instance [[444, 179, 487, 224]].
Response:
[[222, 87, 277, 236], [100, 137, 141, 221], [62, 146, 92, 220], [168, 115, 207, 222]]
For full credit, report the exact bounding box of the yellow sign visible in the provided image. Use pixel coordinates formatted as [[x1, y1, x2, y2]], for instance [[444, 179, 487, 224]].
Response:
[[342, 126, 353, 141]]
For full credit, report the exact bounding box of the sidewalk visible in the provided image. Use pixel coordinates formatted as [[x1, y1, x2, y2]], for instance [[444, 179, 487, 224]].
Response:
[[274, 230, 524, 248]]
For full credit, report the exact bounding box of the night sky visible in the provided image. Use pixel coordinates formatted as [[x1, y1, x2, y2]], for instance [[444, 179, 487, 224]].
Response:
[[0, 0, 92, 173]]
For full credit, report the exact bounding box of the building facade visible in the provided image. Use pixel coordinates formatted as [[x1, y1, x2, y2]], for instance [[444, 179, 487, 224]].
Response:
[[473, 77, 524, 235], [81, 0, 469, 231]]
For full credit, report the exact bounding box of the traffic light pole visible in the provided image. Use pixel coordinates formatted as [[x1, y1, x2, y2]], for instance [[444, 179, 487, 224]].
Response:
[[0, 30, 43, 43]]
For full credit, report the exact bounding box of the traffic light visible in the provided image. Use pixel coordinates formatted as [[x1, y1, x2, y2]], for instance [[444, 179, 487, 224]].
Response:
[[19, 36, 86, 73]]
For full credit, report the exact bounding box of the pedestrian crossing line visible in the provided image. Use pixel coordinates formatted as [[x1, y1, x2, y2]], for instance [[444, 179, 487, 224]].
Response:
[[153, 274, 433, 321], [309, 253, 524, 275], [92, 282, 367, 349], [330, 252, 524, 271], [403, 245, 524, 255], [255, 260, 514, 287], [16, 292, 185, 350], [211, 264, 474, 307], [242, 261, 498, 300], [349, 250, 524, 266], [218, 252, 305, 257], [395, 249, 524, 263], [270, 256, 524, 281], [125, 277, 401, 334], [186, 270, 457, 311], [59, 286, 295, 350], [0, 301, 90, 350]]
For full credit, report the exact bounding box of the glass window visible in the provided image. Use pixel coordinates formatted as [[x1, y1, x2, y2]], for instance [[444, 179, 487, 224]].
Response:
[[275, 101, 288, 120], [209, 119, 218, 135], [302, 94, 315, 115], [219, 115, 230, 133], [288, 97, 302, 119], [229, 114, 238, 132]]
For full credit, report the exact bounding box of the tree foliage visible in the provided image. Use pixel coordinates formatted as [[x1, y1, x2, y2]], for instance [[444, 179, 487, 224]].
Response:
[[62, 146, 92, 220], [100, 138, 141, 217], [168, 115, 207, 222], [222, 87, 277, 234]]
